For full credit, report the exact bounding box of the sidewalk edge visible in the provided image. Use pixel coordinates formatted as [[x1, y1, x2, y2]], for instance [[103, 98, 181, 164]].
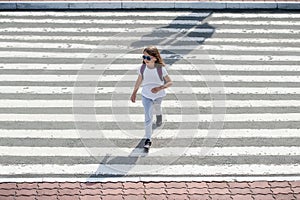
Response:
[[0, 176, 300, 183]]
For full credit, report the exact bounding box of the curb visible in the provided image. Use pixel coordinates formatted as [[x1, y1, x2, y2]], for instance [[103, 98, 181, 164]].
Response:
[[0, 1, 300, 10], [1, 176, 300, 183]]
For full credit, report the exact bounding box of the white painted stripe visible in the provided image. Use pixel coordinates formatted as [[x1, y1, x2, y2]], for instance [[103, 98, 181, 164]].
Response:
[[1, 52, 300, 62], [1, 19, 300, 26], [1, 176, 300, 183], [1, 27, 300, 35], [1, 113, 300, 122], [211, 20, 300, 26], [0, 11, 211, 18], [0, 75, 299, 82], [2, 100, 300, 108], [0, 129, 299, 139], [2, 42, 300, 53], [1, 11, 300, 19], [1, 35, 300, 44], [0, 164, 299, 176], [1, 64, 300, 72], [0, 19, 205, 25], [212, 13, 300, 19], [0, 42, 98, 49], [1, 86, 300, 94], [0, 146, 299, 157], [182, 37, 300, 44]]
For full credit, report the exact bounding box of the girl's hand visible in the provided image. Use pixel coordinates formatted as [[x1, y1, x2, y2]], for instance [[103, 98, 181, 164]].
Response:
[[151, 87, 161, 93], [130, 93, 136, 103]]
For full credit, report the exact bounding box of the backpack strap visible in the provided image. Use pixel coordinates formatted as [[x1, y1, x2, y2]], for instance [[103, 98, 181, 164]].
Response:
[[140, 64, 146, 79], [140, 64, 164, 82], [156, 67, 164, 82]]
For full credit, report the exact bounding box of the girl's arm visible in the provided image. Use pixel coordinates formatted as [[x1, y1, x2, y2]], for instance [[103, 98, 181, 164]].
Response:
[[160, 75, 173, 89], [151, 75, 173, 93], [131, 74, 143, 103]]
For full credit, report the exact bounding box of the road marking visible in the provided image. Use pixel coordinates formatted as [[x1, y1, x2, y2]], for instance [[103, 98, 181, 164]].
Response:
[[0, 146, 299, 157], [1, 35, 300, 43], [1, 11, 299, 180], [0, 75, 299, 82], [1, 19, 300, 26], [2, 42, 300, 53], [0, 176, 299, 183], [0, 19, 207, 25], [0, 11, 212, 17], [0, 164, 299, 176], [1, 64, 299, 72], [1, 100, 300, 108], [1, 27, 300, 35], [1, 86, 300, 94], [0, 113, 299, 122], [0, 129, 299, 139], [1, 52, 300, 61]]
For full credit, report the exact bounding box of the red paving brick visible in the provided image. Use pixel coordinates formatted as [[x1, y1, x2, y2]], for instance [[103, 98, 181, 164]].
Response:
[[17, 183, 38, 190], [188, 187, 209, 194], [229, 188, 252, 195], [166, 188, 188, 195], [0, 189, 16, 196], [228, 182, 249, 188], [144, 194, 167, 200], [231, 194, 253, 200], [269, 181, 291, 188], [123, 181, 144, 189], [37, 189, 59, 196], [123, 188, 144, 195], [38, 182, 60, 189], [0, 197, 15, 200], [252, 194, 275, 200], [292, 187, 300, 193], [207, 182, 229, 189], [251, 188, 273, 195], [101, 195, 123, 200], [249, 181, 271, 188], [16, 189, 37, 196], [189, 194, 210, 200], [167, 194, 189, 200], [164, 181, 187, 188], [275, 194, 297, 200], [185, 181, 207, 188], [79, 188, 102, 195], [15, 196, 37, 200], [123, 195, 144, 200], [0, 180, 299, 199], [290, 181, 300, 188], [79, 195, 101, 200], [80, 182, 102, 189], [294, 194, 300, 200], [59, 182, 81, 189], [36, 196, 58, 200]]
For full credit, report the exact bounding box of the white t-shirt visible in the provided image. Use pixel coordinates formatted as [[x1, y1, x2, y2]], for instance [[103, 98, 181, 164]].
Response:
[[138, 65, 168, 100]]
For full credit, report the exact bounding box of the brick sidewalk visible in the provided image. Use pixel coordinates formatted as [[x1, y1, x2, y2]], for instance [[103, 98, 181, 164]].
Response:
[[0, 180, 299, 200]]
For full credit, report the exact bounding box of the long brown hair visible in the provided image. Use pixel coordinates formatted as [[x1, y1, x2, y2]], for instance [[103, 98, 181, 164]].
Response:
[[142, 46, 165, 67]]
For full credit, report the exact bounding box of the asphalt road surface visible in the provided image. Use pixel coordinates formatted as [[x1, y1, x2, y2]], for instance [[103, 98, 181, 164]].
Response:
[[0, 11, 299, 179]]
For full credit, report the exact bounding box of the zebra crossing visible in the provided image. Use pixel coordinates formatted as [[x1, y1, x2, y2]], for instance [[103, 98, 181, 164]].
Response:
[[0, 11, 300, 179]]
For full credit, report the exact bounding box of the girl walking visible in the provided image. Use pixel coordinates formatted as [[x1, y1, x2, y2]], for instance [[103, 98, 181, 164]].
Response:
[[130, 46, 173, 149]]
